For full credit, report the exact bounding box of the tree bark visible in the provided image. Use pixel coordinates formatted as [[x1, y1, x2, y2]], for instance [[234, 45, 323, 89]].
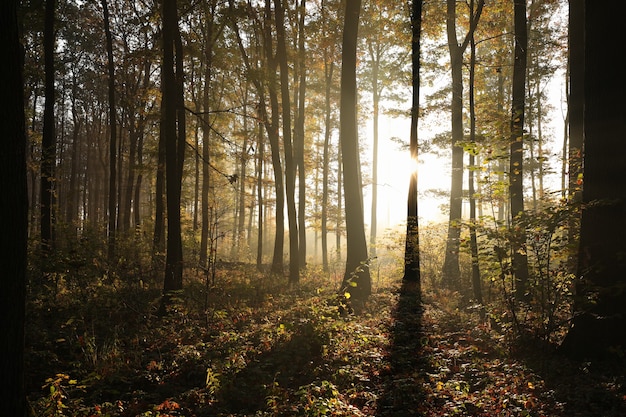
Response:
[[340, 0, 371, 301], [102, 0, 117, 261], [161, 0, 185, 303], [509, 0, 529, 301], [403, 0, 422, 287], [41, 0, 56, 255], [274, 0, 300, 284], [0, 1, 28, 413], [560, 0, 626, 359]]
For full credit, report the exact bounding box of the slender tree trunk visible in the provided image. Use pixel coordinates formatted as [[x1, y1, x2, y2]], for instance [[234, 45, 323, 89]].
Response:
[[403, 0, 422, 288], [468, 22, 482, 304], [322, 59, 334, 272], [509, 0, 530, 302], [200, 0, 216, 268], [441, 0, 484, 289], [274, 0, 299, 284], [256, 116, 264, 270], [369, 56, 379, 260], [102, 0, 117, 261], [340, 0, 371, 301], [295, 0, 307, 269], [0, 1, 28, 412], [41, 0, 56, 255], [161, 0, 185, 303]]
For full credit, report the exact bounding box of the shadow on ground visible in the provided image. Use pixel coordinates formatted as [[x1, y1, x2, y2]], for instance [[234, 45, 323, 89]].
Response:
[[377, 281, 427, 416]]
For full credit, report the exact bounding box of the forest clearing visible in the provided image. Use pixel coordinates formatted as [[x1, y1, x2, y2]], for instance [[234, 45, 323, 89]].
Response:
[[25, 261, 626, 416]]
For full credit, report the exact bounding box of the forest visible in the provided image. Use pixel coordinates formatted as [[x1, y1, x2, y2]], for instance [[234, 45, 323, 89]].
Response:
[[1, 0, 626, 415]]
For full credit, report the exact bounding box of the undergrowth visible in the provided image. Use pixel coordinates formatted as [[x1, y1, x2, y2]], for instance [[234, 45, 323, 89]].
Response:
[[25, 254, 625, 416]]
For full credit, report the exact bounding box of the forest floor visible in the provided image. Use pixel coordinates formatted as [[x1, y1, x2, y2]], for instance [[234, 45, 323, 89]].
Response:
[[26, 264, 626, 416]]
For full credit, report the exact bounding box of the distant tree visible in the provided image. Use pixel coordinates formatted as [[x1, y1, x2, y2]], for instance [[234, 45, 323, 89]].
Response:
[[0, 0, 28, 413], [509, 0, 529, 301], [402, 0, 422, 288], [560, 0, 626, 358], [339, 0, 371, 301]]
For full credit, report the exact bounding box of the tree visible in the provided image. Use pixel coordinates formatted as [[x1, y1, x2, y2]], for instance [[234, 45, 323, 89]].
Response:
[[559, 0, 626, 358], [441, 0, 484, 289], [509, 0, 529, 301], [41, 0, 56, 255], [340, 0, 371, 301], [467, 0, 482, 305], [161, 0, 186, 305], [0, 1, 28, 414], [274, 0, 300, 284], [102, 0, 117, 261], [403, 0, 421, 288]]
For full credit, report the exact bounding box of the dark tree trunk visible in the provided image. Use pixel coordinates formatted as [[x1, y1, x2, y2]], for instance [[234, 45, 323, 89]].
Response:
[[509, 0, 529, 301], [161, 0, 185, 303], [0, 1, 28, 414], [560, 0, 626, 359], [340, 0, 371, 301], [403, 0, 422, 287], [41, 0, 56, 254], [102, 0, 117, 261], [566, 0, 584, 273]]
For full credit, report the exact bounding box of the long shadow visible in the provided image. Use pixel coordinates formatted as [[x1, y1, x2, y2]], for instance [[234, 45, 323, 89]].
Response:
[[210, 320, 326, 415], [377, 281, 429, 416]]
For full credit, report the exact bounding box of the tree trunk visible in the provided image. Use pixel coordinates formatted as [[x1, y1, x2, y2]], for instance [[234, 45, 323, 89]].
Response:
[[0, 1, 28, 413], [509, 0, 529, 302], [566, 0, 584, 274], [340, 0, 371, 301], [161, 0, 185, 304], [102, 0, 117, 261], [200, 0, 216, 269], [274, 0, 299, 284], [560, 0, 626, 358], [442, 0, 484, 289], [295, 0, 307, 269], [41, 0, 56, 255], [322, 58, 334, 272], [403, 0, 422, 287], [468, 23, 482, 304]]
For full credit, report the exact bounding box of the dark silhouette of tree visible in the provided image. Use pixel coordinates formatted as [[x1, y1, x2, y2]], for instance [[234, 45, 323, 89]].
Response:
[[102, 0, 117, 261], [560, 0, 626, 359], [161, 0, 185, 305], [509, 0, 529, 301], [340, 0, 371, 301], [41, 0, 56, 255], [0, 1, 28, 414], [403, 0, 421, 288]]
